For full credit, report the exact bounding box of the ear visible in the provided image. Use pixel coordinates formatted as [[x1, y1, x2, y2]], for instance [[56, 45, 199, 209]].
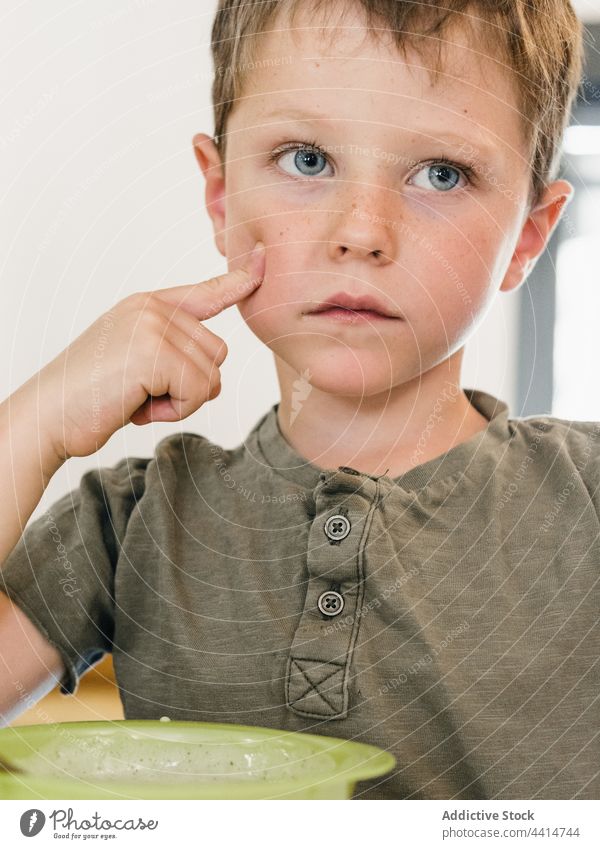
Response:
[[192, 132, 227, 258], [500, 179, 574, 293]]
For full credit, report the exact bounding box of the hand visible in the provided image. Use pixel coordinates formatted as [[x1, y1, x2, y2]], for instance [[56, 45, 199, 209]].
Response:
[[38, 242, 266, 460]]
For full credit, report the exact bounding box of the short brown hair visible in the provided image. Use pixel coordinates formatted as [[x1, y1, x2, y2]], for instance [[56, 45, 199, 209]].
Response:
[[210, 0, 585, 210]]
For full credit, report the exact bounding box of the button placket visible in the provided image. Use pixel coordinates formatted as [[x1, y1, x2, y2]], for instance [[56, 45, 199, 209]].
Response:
[[286, 470, 381, 719]]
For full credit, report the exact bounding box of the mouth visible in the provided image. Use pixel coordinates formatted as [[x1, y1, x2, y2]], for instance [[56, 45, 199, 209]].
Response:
[[307, 306, 396, 324], [305, 291, 402, 323]]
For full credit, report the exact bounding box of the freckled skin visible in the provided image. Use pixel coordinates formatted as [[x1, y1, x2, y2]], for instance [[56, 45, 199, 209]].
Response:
[[192, 4, 573, 475]]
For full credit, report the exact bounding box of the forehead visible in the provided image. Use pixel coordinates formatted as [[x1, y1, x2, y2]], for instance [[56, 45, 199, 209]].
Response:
[[231, 2, 525, 162]]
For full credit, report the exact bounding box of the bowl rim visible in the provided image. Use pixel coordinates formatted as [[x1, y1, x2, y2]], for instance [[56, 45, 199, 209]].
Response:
[[0, 719, 396, 799]]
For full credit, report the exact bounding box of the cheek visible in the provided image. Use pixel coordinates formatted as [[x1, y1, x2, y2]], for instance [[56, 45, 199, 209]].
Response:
[[236, 240, 315, 326], [226, 166, 286, 224], [408, 222, 498, 321], [224, 170, 317, 248], [238, 238, 310, 344]]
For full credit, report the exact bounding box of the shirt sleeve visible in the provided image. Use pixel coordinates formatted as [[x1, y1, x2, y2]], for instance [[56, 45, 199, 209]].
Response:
[[0, 455, 150, 696]]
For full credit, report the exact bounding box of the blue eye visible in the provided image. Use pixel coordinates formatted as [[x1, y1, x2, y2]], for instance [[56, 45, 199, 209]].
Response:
[[267, 143, 473, 191], [411, 162, 466, 192], [269, 143, 333, 178]]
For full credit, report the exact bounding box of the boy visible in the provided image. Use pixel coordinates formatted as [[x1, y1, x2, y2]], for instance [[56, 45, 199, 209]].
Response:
[[0, 0, 595, 800]]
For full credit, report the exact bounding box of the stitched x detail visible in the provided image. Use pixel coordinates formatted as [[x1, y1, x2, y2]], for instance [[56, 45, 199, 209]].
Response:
[[287, 658, 346, 716]]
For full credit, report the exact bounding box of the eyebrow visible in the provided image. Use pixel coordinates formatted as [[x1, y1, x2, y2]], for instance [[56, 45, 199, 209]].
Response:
[[259, 107, 502, 159]]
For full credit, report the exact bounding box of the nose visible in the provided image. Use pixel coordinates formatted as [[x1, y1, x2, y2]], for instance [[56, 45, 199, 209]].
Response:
[[328, 189, 396, 265]]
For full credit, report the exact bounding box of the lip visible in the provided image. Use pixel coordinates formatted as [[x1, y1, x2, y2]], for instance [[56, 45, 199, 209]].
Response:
[[307, 291, 401, 319], [308, 307, 394, 324]]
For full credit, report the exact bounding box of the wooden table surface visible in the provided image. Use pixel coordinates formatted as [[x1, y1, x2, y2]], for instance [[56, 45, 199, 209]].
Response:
[[10, 655, 125, 726]]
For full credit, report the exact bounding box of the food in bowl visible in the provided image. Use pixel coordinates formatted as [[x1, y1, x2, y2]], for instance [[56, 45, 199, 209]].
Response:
[[0, 720, 396, 800]]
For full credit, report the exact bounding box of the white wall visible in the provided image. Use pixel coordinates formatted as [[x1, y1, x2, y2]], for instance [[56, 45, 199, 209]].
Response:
[[1, 0, 521, 520], [573, 0, 600, 22]]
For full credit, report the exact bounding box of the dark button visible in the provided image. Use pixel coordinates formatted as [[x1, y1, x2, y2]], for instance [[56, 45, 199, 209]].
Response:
[[317, 590, 345, 617], [338, 465, 361, 476], [324, 514, 351, 541]]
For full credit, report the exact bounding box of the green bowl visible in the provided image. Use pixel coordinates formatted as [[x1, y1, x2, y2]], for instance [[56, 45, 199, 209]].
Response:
[[0, 720, 395, 800]]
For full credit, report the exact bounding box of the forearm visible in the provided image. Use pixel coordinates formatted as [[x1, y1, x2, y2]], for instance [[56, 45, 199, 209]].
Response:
[[0, 377, 65, 568]]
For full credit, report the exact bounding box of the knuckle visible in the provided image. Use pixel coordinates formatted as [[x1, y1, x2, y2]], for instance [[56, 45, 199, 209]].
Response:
[[203, 367, 221, 398], [207, 379, 222, 400], [211, 266, 247, 289], [140, 307, 167, 337], [203, 275, 222, 294], [120, 291, 149, 312], [207, 365, 221, 388], [134, 330, 168, 377], [141, 292, 162, 313], [229, 265, 249, 280], [215, 340, 228, 365], [199, 324, 223, 345]]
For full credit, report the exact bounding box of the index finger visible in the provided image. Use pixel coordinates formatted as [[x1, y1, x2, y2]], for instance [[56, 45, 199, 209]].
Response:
[[153, 241, 265, 320]]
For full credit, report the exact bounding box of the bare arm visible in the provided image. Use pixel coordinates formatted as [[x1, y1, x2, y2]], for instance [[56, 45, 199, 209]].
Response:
[[0, 590, 65, 725], [0, 245, 266, 724], [0, 377, 68, 724], [0, 374, 67, 569]]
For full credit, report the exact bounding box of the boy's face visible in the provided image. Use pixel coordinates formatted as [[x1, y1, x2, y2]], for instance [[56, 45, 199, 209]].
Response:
[[194, 7, 572, 399]]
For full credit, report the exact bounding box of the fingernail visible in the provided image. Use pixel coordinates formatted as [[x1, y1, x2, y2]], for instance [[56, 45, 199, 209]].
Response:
[[251, 240, 265, 259]]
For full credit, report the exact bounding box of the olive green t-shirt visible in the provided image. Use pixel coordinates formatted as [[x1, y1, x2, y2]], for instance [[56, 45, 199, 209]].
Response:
[[1, 387, 599, 800]]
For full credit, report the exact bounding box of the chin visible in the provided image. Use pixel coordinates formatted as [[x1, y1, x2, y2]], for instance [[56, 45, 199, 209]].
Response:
[[282, 350, 400, 398]]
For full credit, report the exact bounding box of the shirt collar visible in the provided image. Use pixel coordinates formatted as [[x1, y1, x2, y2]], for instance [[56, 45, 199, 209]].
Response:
[[249, 387, 512, 492]]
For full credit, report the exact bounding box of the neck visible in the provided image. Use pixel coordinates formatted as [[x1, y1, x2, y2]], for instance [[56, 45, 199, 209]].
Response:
[[274, 350, 490, 478]]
